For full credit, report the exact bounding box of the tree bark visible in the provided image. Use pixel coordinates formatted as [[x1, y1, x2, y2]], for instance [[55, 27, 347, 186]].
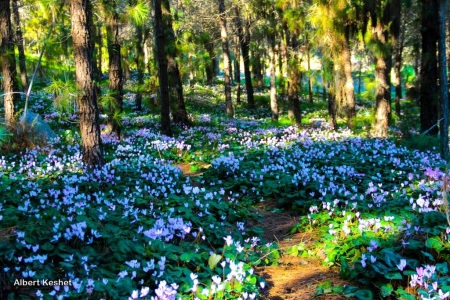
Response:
[[269, 33, 278, 121], [218, 0, 234, 117], [233, 36, 241, 104], [70, 0, 104, 167], [373, 22, 391, 138], [391, 0, 403, 117], [11, 0, 27, 93], [235, 9, 254, 108], [342, 30, 355, 129], [306, 34, 313, 103], [0, 0, 19, 126], [438, 0, 448, 160], [105, 0, 123, 139], [153, 0, 172, 136], [420, 0, 439, 135], [135, 25, 144, 111], [252, 49, 264, 88], [162, 0, 189, 125], [287, 34, 301, 126]]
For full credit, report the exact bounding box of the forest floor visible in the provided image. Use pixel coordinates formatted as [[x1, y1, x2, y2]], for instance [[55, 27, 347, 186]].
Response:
[[177, 163, 352, 299]]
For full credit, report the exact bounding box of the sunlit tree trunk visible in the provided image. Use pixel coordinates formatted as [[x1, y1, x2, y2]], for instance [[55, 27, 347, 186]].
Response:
[[0, 0, 19, 126], [218, 0, 234, 117], [70, 0, 104, 167], [135, 25, 144, 111], [233, 36, 241, 104], [153, 0, 172, 136], [287, 33, 301, 126], [373, 22, 391, 138], [420, 0, 439, 135], [12, 0, 27, 93], [269, 33, 278, 121], [342, 30, 355, 129], [306, 34, 313, 103]]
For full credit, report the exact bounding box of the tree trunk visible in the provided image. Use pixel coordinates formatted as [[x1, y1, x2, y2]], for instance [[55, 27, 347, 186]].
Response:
[[162, 0, 189, 125], [0, 0, 19, 126], [11, 0, 27, 93], [234, 7, 254, 108], [438, 0, 448, 160], [269, 34, 278, 121], [153, 0, 172, 136], [252, 50, 263, 88], [420, 0, 439, 135], [287, 34, 301, 126], [135, 25, 144, 111], [373, 23, 391, 138], [70, 0, 104, 167], [105, 1, 123, 139], [203, 37, 215, 85], [218, 0, 234, 117], [391, 0, 403, 117], [233, 36, 241, 104], [306, 34, 313, 103], [342, 31, 355, 129]]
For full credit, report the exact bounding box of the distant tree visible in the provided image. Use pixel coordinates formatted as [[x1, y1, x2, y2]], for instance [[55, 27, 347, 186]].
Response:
[[0, 0, 20, 126], [70, 0, 104, 167], [12, 0, 27, 93], [103, 0, 123, 139], [419, 0, 439, 135], [218, 0, 234, 117]]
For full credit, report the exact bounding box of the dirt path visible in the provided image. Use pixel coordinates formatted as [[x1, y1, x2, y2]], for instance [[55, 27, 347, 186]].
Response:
[[254, 207, 350, 300], [176, 165, 350, 299]]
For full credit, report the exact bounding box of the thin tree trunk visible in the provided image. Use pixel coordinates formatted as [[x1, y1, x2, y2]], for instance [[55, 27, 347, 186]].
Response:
[[306, 34, 313, 103], [236, 10, 254, 108], [97, 24, 103, 75], [218, 0, 233, 117], [233, 36, 241, 104], [0, 0, 19, 126], [252, 50, 263, 88], [203, 37, 215, 85], [438, 0, 448, 160], [153, 0, 172, 136], [105, 1, 123, 139], [269, 34, 278, 121], [12, 0, 27, 93], [135, 25, 144, 111], [70, 0, 104, 167], [287, 34, 301, 126], [420, 0, 439, 135], [391, 0, 403, 117]]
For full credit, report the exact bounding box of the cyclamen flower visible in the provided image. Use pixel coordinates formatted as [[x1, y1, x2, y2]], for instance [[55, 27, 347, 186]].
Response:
[[397, 259, 407, 271]]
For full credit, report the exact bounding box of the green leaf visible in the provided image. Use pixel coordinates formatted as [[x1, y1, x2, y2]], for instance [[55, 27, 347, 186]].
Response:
[[436, 262, 449, 274], [381, 283, 393, 297], [420, 251, 436, 261], [425, 237, 444, 251], [208, 254, 222, 269], [180, 253, 192, 262], [384, 272, 403, 280], [354, 289, 373, 300]]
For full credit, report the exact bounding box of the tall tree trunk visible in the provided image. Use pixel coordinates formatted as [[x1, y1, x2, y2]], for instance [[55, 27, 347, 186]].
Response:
[[287, 34, 301, 126], [0, 0, 19, 126], [252, 49, 263, 88], [218, 0, 234, 117], [233, 36, 241, 104], [153, 0, 172, 136], [70, 0, 104, 167], [203, 37, 215, 85], [135, 25, 144, 111], [234, 7, 254, 108], [96, 24, 103, 75], [105, 1, 123, 139], [11, 0, 27, 93], [342, 30, 355, 129], [391, 0, 403, 117], [373, 22, 392, 138], [269, 34, 278, 121], [162, 0, 190, 125], [420, 0, 439, 135], [306, 34, 313, 103], [438, 0, 448, 160]]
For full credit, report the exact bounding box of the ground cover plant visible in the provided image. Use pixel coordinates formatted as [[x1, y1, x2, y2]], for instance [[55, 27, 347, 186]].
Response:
[[1, 85, 450, 299]]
